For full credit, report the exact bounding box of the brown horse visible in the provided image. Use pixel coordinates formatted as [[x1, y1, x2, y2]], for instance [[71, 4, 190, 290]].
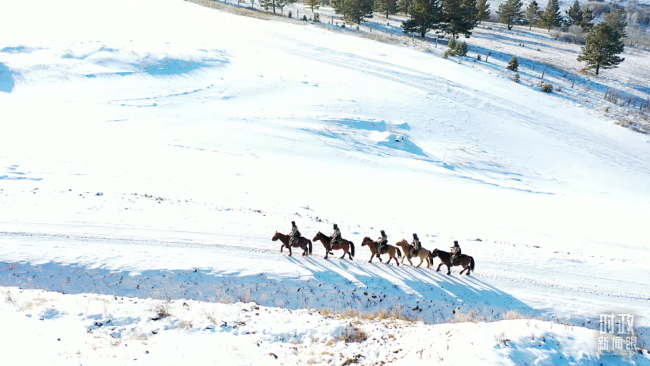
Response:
[[312, 232, 355, 260], [272, 232, 312, 256], [395, 239, 431, 268], [429, 248, 475, 275], [361, 237, 402, 266]]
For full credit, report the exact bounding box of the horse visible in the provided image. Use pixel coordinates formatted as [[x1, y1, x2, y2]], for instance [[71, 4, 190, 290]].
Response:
[[395, 239, 431, 268], [429, 248, 475, 275], [272, 232, 312, 257], [361, 237, 402, 266], [312, 232, 355, 260]]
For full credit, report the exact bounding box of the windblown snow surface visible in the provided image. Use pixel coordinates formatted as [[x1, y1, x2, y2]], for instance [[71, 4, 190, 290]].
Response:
[[0, 0, 649, 364]]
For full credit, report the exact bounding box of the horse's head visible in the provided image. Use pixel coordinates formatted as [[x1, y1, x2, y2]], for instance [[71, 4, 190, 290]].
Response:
[[396, 239, 408, 247], [272, 232, 280, 241], [312, 232, 322, 241], [361, 237, 371, 246], [429, 248, 439, 258]]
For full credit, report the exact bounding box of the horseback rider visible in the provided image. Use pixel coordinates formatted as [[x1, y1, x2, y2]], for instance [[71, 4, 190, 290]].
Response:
[[289, 221, 300, 248], [412, 233, 421, 256], [450, 240, 461, 265], [377, 230, 388, 254], [330, 224, 341, 251]]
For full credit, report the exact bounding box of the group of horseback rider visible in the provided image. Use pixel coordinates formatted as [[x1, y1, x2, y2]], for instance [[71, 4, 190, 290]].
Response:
[[288, 221, 463, 264]]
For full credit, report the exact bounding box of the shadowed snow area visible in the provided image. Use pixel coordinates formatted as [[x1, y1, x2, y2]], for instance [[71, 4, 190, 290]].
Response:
[[0, 0, 649, 364]]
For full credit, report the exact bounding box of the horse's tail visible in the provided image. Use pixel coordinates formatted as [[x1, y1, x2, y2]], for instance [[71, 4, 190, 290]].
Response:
[[350, 242, 355, 258], [308, 240, 313, 255], [396, 248, 402, 259], [470, 256, 475, 273]]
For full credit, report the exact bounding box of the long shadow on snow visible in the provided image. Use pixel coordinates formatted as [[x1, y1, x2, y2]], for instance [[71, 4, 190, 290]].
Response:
[[0, 257, 532, 324], [4, 258, 647, 343]]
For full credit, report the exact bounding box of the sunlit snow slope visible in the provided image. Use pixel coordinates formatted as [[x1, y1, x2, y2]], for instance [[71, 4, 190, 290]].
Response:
[[1, 0, 649, 351]]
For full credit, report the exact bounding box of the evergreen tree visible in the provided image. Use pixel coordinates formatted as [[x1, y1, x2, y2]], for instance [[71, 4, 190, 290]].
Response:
[[306, 0, 320, 12], [448, 36, 457, 49], [564, 0, 582, 26], [476, 0, 490, 24], [375, 0, 398, 18], [603, 4, 627, 37], [540, 0, 562, 31], [455, 40, 468, 55], [398, 0, 413, 15], [525, 0, 540, 30], [577, 22, 625, 75], [496, 0, 524, 30], [259, 0, 277, 13], [507, 55, 519, 71], [579, 7, 593, 31], [440, 0, 478, 38], [332, 0, 375, 24], [402, 0, 442, 37]]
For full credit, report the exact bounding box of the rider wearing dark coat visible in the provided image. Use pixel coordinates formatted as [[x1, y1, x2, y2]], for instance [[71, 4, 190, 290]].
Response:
[[450, 240, 461, 265], [412, 233, 421, 256], [377, 230, 388, 254], [331, 224, 341, 251], [289, 221, 300, 248]]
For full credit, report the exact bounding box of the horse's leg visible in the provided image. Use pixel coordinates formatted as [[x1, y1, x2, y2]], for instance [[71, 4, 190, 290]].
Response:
[[280, 244, 284, 253], [446, 264, 451, 275], [436, 263, 443, 272], [417, 256, 423, 268], [369, 253, 374, 263], [407, 256, 413, 266]]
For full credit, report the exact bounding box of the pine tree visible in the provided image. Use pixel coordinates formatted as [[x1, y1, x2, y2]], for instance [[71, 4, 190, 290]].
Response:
[[448, 36, 457, 49], [525, 0, 540, 30], [455, 40, 468, 56], [375, 0, 398, 18], [564, 0, 582, 26], [579, 8, 593, 31], [333, 0, 375, 24], [440, 0, 478, 38], [540, 0, 562, 31], [476, 0, 490, 24], [577, 22, 625, 75], [496, 0, 524, 30], [306, 0, 320, 12], [259, 0, 276, 12], [603, 4, 627, 37], [402, 0, 442, 37], [398, 0, 413, 15], [507, 55, 519, 71]]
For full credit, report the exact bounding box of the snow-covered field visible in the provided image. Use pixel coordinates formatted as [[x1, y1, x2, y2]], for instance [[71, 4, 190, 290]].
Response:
[[1, 0, 650, 364]]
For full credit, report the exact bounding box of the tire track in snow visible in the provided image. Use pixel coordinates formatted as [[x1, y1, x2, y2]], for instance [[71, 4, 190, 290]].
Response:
[[2, 230, 648, 304]]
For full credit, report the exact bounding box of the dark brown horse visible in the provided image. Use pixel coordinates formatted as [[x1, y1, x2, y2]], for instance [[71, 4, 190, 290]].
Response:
[[361, 237, 402, 266], [272, 232, 312, 256], [395, 239, 431, 268], [429, 248, 475, 275], [312, 232, 355, 260]]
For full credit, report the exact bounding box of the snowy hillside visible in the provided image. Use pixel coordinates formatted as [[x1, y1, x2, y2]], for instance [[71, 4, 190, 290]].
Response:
[[1, 0, 649, 364]]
